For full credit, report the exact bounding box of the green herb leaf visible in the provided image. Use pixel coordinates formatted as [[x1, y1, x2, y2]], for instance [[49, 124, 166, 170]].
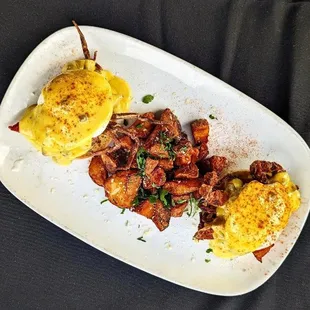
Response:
[[206, 248, 213, 253], [136, 148, 149, 176], [149, 195, 158, 203], [121, 208, 125, 214], [176, 199, 187, 204], [209, 114, 217, 120], [100, 199, 109, 204], [159, 131, 176, 160], [142, 94, 154, 104], [123, 119, 129, 126], [205, 258, 211, 263], [137, 236, 146, 242], [132, 196, 139, 207], [179, 146, 188, 153], [186, 194, 201, 217], [136, 123, 144, 129]]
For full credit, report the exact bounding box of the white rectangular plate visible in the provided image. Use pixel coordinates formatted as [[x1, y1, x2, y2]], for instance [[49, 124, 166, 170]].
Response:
[[0, 25, 310, 296]]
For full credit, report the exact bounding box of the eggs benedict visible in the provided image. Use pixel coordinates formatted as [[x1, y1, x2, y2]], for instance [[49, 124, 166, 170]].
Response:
[[195, 161, 301, 261], [9, 21, 132, 165]]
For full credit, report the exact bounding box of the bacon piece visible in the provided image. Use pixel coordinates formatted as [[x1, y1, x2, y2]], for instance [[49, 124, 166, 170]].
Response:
[[194, 227, 214, 240], [174, 163, 199, 179], [158, 159, 174, 171], [206, 190, 229, 206], [88, 156, 107, 187], [203, 171, 219, 186], [250, 160, 284, 183], [191, 119, 210, 144], [152, 200, 171, 231], [134, 200, 154, 219], [104, 170, 141, 208], [8, 122, 20, 132], [252, 244, 274, 263], [171, 202, 187, 217], [163, 179, 202, 195]]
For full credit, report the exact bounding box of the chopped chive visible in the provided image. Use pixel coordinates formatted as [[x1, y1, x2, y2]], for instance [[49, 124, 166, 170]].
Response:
[[121, 208, 125, 214], [206, 248, 213, 253], [100, 199, 108, 204], [142, 94, 154, 104], [137, 236, 146, 242], [136, 123, 144, 129]]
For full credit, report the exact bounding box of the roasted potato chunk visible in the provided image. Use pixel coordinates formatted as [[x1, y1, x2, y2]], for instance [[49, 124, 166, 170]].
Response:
[[130, 112, 155, 138], [88, 156, 107, 187], [160, 108, 181, 140], [134, 200, 154, 219], [252, 244, 274, 263], [203, 171, 219, 186], [191, 119, 209, 144], [163, 179, 202, 195], [250, 160, 284, 183], [144, 157, 159, 175], [197, 142, 209, 161], [171, 202, 187, 217], [148, 143, 170, 159], [193, 227, 214, 240], [198, 184, 213, 199], [152, 200, 171, 231], [174, 163, 199, 179], [206, 190, 229, 206], [101, 153, 118, 174], [143, 167, 166, 189], [158, 159, 174, 171], [199, 155, 228, 174], [173, 140, 193, 166], [104, 170, 141, 208]]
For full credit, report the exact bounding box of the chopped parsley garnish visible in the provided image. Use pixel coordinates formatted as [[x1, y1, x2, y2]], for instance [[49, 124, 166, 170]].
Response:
[[209, 114, 217, 120], [136, 148, 149, 176], [123, 119, 129, 126], [205, 258, 211, 263], [120, 208, 125, 214], [159, 189, 169, 207], [206, 248, 213, 253], [159, 132, 176, 160], [148, 195, 157, 203], [137, 236, 146, 242], [133, 187, 172, 209], [176, 199, 187, 204], [142, 94, 154, 104], [186, 194, 201, 217], [179, 146, 188, 153], [100, 199, 108, 204], [136, 123, 144, 129]]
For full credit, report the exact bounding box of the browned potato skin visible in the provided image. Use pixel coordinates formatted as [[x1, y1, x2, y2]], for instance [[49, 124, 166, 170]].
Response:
[[198, 184, 213, 199], [104, 170, 141, 208], [148, 143, 170, 159], [143, 167, 166, 190], [130, 112, 155, 139], [152, 200, 171, 231], [191, 119, 210, 144], [88, 156, 107, 187], [101, 153, 118, 174], [163, 179, 202, 195], [199, 155, 228, 174], [191, 147, 200, 163], [203, 171, 219, 186], [144, 157, 159, 175], [158, 159, 174, 171], [119, 135, 133, 150], [173, 140, 193, 166], [171, 202, 187, 217], [160, 108, 182, 140], [193, 227, 214, 240], [174, 163, 199, 179], [206, 190, 229, 206], [197, 142, 209, 161], [134, 200, 154, 219]]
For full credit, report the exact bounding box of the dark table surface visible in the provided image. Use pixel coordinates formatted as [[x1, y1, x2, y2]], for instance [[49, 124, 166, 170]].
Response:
[[1, 0, 310, 309]]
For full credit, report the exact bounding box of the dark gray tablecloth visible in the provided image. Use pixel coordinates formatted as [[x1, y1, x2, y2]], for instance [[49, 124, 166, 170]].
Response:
[[1, 1, 309, 309]]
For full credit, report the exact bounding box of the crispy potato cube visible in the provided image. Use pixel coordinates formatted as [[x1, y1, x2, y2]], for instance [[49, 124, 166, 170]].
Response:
[[191, 119, 210, 144], [144, 157, 159, 175], [171, 202, 187, 217], [104, 170, 141, 208], [88, 156, 107, 187], [160, 108, 181, 140], [101, 153, 118, 174], [119, 135, 133, 150], [134, 200, 154, 219], [203, 171, 219, 186], [143, 167, 166, 189], [198, 184, 213, 199], [191, 147, 200, 163], [206, 190, 229, 206], [163, 179, 202, 195], [199, 156, 228, 174], [158, 159, 174, 171], [193, 227, 214, 240], [173, 140, 193, 166], [174, 163, 199, 179], [148, 143, 170, 159], [152, 200, 171, 231], [197, 142, 209, 161], [130, 112, 155, 139]]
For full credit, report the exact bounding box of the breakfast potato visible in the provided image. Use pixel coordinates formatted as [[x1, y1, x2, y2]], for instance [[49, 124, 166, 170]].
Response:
[[174, 163, 199, 179], [160, 108, 182, 140], [197, 142, 209, 161], [163, 179, 202, 195], [206, 190, 229, 206], [158, 159, 174, 171], [199, 155, 228, 174], [252, 244, 274, 263], [104, 170, 142, 208], [101, 153, 118, 174], [143, 167, 166, 189], [130, 112, 155, 139], [191, 147, 200, 163], [152, 200, 171, 231], [144, 157, 159, 175], [203, 171, 219, 186], [173, 140, 194, 166], [191, 119, 210, 144], [134, 200, 154, 219], [148, 143, 170, 159], [193, 227, 214, 240], [119, 135, 133, 150], [88, 156, 107, 187], [170, 202, 187, 217], [250, 160, 284, 183], [198, 184, 213, 199]]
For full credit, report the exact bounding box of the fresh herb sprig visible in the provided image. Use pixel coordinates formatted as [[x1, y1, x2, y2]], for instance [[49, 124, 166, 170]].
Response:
[[186, 194, 201, 217]]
